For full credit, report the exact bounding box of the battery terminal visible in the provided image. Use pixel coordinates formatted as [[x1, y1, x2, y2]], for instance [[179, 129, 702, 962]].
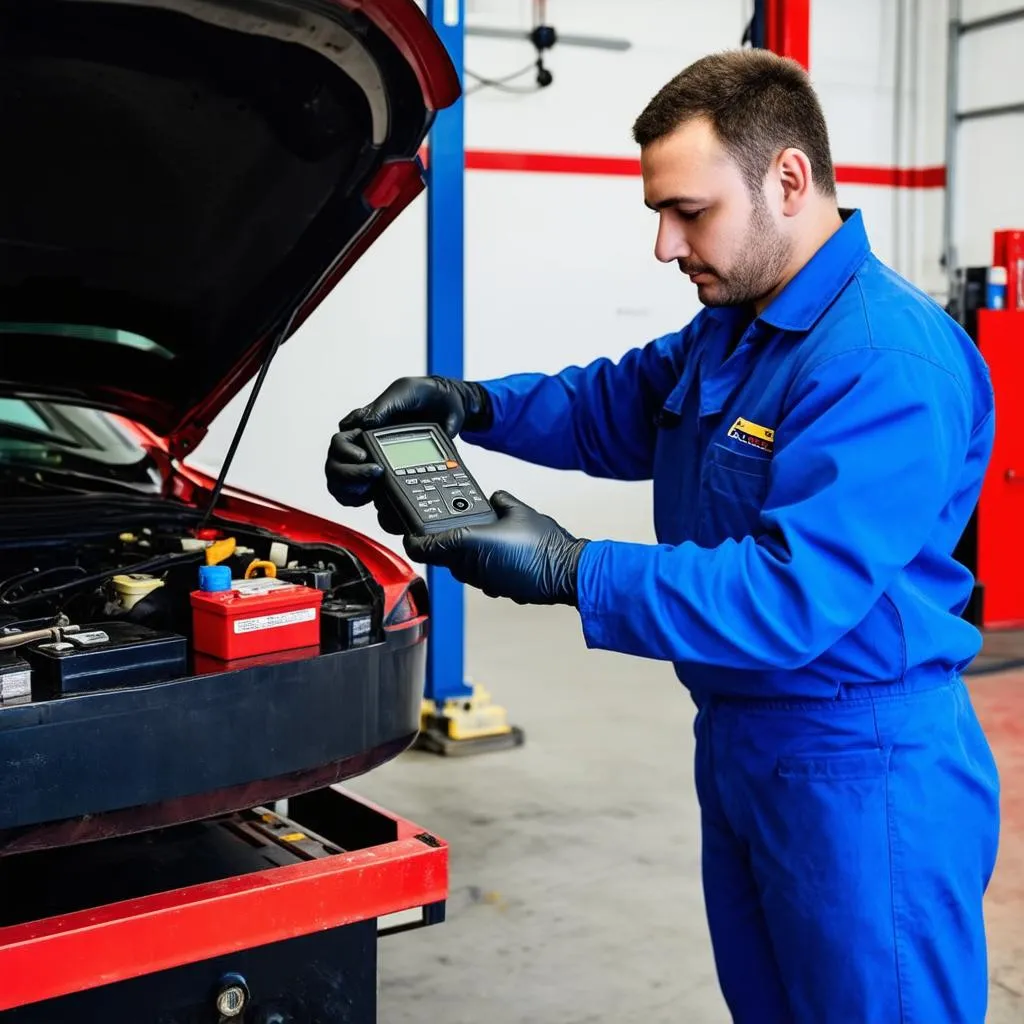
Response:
[[0, 620, 81, 652]]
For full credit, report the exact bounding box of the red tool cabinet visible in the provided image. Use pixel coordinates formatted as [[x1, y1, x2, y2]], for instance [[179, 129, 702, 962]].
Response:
[[966, 309, 1024, 628]]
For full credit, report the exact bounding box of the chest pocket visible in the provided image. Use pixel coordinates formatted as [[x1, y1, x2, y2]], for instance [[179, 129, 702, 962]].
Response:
[[698, 442, 772, 545]]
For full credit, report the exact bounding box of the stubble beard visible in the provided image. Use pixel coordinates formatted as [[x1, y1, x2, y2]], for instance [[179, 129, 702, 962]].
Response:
[[693, 197, 793, 309]]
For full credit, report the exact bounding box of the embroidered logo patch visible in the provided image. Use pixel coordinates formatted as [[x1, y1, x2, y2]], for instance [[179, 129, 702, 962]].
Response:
[[727, 417, 775, 454]]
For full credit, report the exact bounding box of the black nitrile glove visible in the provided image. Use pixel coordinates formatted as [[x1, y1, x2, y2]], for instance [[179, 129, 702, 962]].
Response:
[[340, 375, 492, 438], [325, 376, 492, 511], [403, 491, 589, 606]]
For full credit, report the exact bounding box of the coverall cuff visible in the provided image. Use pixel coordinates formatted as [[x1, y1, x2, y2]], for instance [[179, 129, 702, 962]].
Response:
[[458, 380, 502, 446], [574, 539, 619, 651]]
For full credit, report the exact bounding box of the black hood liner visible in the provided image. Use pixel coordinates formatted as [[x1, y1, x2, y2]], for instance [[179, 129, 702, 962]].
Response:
[[0, 0, 439, 437]]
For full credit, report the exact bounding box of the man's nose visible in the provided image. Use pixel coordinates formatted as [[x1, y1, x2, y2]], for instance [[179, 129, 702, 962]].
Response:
[[654, 214, 691, 263]]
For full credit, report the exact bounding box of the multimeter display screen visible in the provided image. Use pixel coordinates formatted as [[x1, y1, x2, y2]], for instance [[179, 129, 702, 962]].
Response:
[[380, 433, 447, 470]]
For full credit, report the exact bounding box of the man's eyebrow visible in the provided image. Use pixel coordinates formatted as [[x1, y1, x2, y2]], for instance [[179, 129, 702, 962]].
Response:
[[644, 195, 710, 211]]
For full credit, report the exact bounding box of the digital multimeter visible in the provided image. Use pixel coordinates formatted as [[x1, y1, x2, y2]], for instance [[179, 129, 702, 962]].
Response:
[[358, 423, 497, 535]]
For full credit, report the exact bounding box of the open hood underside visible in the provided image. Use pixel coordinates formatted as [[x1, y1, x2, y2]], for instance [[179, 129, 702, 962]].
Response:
[[0, 0, 458, 454]]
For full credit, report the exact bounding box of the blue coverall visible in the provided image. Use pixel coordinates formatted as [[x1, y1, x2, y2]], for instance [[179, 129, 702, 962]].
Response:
[[461, 210, 1001, 1023]]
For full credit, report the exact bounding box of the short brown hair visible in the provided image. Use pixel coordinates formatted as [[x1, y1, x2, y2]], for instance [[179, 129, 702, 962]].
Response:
[[632, 49, 836, 198]]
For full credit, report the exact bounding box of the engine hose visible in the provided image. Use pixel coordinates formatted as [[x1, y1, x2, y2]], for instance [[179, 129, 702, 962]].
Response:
[[0, 551, 204, 609], [0, 623, 81, 650]]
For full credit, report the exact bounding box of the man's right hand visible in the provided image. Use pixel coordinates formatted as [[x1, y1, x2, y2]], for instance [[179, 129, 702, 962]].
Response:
[[324, 375, 492, 510]]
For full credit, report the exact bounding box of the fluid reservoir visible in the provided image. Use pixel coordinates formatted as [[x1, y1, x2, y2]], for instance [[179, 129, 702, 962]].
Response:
[[112, 573, 165, 611]]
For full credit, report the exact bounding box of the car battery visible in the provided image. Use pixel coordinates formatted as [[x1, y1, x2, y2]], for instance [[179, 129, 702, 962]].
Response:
[[320, 599, 377, 650], [276, 565, 334, 591], [0, 653, 32, 703], [191, 567, 324, 661], [23, 622, 188, 696]]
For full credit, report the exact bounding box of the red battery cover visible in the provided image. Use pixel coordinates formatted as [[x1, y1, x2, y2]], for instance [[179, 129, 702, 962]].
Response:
[[190, 579, 324, 661]]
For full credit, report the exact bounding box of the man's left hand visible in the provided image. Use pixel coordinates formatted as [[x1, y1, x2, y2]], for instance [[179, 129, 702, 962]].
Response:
[[403, 491, 588, 606]]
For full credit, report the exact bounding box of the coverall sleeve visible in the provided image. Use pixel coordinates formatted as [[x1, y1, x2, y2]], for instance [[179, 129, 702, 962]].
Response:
[[575, 346, 981, 670], [459, 329, 685, 481]]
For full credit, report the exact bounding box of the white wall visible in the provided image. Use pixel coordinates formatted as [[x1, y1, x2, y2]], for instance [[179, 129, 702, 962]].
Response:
[[898, 0, 951, 297], [953, 0, 1024, 269], [191, 0, 952, 556], [810, 0, 949, 297]]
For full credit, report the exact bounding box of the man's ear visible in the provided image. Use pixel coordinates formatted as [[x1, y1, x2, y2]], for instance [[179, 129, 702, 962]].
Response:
[[776, 147, 814, 216]]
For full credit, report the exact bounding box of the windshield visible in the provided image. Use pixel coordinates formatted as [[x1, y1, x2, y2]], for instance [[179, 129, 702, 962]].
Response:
[[0, 399, 163, 494], [0, 398, 52, 434], [0, 399, 141, 459]]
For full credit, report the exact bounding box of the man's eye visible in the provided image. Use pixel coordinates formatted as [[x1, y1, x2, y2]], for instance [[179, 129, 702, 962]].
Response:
[[679, 209, 705, 222]]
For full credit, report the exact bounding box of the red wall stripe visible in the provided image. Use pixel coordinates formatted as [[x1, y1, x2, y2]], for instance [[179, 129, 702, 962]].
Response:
[[835, 164, 947, 188], [465, 149, 642, 177], [421, 147, 946, 189]]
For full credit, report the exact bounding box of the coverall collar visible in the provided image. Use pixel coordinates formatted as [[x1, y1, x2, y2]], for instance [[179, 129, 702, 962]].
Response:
[[705, 208, 869, 335], [758, 207, 869, 332]]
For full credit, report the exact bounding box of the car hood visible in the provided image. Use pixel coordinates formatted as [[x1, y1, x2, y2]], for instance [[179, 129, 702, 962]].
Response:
[[1, 0, 459, 457]]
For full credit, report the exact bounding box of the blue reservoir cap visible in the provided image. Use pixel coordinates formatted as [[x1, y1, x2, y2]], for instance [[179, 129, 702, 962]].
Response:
[[198, 564, 232, 592]]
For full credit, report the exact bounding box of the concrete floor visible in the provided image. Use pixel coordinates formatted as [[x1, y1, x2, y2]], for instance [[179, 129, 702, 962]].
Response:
[[348, 594, 1024, 1023]]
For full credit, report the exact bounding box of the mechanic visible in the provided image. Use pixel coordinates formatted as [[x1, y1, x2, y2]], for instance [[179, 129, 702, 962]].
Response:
[[326, 49, 1000, 1024]]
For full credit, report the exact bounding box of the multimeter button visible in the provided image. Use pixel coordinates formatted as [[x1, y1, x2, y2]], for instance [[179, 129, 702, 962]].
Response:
[[416, 466, 427, 473], [405, 478, 419, 485], [446, 461, 458, 469], [395, 469, 407, 476], [451, 498, 471, 512], [424, 485, 437, 491]]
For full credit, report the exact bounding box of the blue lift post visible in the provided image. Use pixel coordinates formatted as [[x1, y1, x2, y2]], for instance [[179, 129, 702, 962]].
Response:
[[424, 0, 471, 708], [419, 0, 524, 756]]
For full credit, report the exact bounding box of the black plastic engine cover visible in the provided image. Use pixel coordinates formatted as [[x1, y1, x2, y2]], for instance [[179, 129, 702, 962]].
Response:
[[0, 624, 426, 854]]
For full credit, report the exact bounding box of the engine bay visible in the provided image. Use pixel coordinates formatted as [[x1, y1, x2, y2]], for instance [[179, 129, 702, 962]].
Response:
[[0, 494, 386, 705]]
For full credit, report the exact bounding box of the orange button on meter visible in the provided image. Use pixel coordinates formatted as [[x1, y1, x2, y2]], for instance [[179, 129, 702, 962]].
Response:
[[446, 460, 458, 468]]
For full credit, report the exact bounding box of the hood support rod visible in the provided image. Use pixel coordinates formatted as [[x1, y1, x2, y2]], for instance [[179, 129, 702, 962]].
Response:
[[197, 310, 298, 530]]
